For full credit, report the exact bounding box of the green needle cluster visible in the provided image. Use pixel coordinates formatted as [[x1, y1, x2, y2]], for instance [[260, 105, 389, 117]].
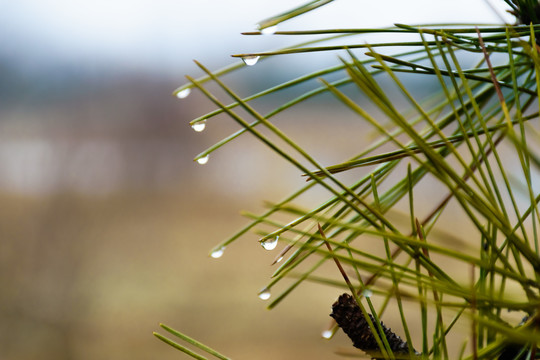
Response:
[[163, 1, 540, 359]]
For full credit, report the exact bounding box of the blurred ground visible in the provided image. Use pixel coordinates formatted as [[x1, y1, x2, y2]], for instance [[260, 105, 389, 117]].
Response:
[[0, 70, 370, 359], [0, 191, 350, 360]]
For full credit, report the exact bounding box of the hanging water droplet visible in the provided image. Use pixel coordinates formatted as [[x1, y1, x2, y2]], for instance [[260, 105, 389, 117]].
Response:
[[261, 236, 278, 251], [210, 246, 225, 259], [191, 120, 206, 132], [258, 287, 271, 300], [242, 56, 260, 66], [321, 330, 333, 339], [196, 155, 209, 165], [362, 289, 373, 298], [261, 25, 278, 35], [176, 88, 191, 99]]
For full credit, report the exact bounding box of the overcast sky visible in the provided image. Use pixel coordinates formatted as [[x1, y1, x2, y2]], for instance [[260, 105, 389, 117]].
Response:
[[0, 0, 514, 75]]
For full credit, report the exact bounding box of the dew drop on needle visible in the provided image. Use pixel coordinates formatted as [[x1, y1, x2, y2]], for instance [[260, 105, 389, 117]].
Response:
[[176, 88, 191, 99], [261, 236, 278, 250], [210, 246, 225, 258], [242, 56, 260, 66], [321, 330, 333, 339], [261, 25, 277, 35], [362, 289, 373, 298], [258, 288, 271, 300], [191, 120, 206, 132], [197, 155, 209, 165]]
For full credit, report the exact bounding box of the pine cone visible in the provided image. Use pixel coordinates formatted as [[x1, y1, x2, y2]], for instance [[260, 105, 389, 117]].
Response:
[[330, 293, 419, 359]]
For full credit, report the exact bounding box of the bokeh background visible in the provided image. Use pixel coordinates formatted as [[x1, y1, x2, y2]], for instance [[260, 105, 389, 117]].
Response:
[[0, 1, 515, 359]]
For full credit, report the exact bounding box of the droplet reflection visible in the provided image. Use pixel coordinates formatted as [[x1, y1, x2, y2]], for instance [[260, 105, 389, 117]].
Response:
[[261, 236, 278, 250], [322, 330, 333, 339], [191, 120, 206, 132], [258, 287, 271, 300], [210, 246, 225, 258], [261, 25, 278, 35], [196, 155, 209, 165], [242, 56, 260, 66], [176, 88, 191, 99], [362, 289, 373, 298]]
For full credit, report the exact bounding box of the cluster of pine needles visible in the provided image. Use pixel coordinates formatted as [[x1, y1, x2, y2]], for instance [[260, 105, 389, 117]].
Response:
[[155, 1, 540, 358]]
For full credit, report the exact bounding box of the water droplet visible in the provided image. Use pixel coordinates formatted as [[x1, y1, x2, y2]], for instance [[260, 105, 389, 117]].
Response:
[[176, 88, 191, 99], [261, 236, 278, 251], [321, 330, 333, 339], [258, 287, 271, 300], [191, 120, 206, 132], [261, 25, 278, 35], [276, 256, 284, 263], [210, 246, 225, 258], [196, 155, 209, 165], [242, 56, 260, 66], [362, 289, 373, 298]]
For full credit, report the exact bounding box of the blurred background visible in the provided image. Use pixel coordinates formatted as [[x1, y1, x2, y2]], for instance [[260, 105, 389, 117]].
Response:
[[0, 1, 514, 359]]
